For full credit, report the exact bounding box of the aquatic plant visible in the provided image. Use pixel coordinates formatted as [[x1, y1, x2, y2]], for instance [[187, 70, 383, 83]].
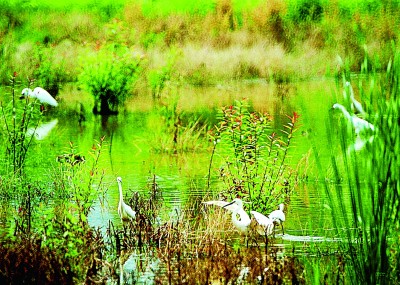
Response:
[[208, 98, 299, 213], [78, 44, 142, 115], [147, 51, 177, 98], [318, 54, 400, 283], [0, 74, 43, 176]]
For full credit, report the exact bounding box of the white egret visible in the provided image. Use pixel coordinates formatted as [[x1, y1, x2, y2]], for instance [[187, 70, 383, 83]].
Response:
[[345, 81, 365, 116], [21, 87, 58, 107], [222, 198, 251, 233], [268, 203, 286, 235], [117, 177, 136, 222], [250, 210, 274, 236], [332, 103, 374, 135]]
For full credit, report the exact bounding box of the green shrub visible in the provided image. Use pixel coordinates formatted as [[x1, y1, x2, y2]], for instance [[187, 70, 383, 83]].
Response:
[[78, 44, 141, 115], [32, 44, 68, 96], [208, 99, 299, 213]]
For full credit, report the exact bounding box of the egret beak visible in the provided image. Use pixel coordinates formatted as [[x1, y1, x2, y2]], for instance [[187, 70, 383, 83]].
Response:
[[223, 200, 236, 208]]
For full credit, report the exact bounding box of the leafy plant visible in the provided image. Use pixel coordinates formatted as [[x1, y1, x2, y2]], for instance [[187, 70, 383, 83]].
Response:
[[0, 74, 43, 176], [78, 44, 141, 115], [208, 98, 299, 213], [32, 44, 67, 96]]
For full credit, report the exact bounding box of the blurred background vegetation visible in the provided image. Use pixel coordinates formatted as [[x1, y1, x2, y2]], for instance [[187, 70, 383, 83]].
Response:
[[1, 0, 399, 92]]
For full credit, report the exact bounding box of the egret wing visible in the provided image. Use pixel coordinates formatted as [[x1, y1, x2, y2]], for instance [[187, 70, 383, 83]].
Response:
[[251, 211, 274, 235], [34, 87, 58, 106], [123, 203, 136, 219]]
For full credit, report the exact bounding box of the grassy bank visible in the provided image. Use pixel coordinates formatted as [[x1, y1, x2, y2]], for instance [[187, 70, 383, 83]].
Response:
[[1, 0, 400, 98]]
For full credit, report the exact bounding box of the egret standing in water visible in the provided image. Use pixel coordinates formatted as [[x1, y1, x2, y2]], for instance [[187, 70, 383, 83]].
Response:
[[332, 103, 374, 135], [21, 87, 58, 107], [268, 203, 286, 235], [117, 177, 136, 222]]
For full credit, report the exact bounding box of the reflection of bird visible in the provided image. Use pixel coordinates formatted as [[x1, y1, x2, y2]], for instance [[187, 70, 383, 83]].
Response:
[[332, 103, 374, 135], [26, 119, 58, 140], [21, 87, 58, 106], [223, 198, 251, 232], [250, 210, 274, 236], [268, 204, 286, 235], [117, 177, 136, 222]]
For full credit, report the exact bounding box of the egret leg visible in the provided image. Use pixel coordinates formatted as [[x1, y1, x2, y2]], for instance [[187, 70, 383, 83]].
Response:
[[281, 223, 285, 235]]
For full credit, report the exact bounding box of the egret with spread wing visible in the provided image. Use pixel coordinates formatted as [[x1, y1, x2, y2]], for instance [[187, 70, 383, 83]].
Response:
[[203, 198, 251, 232], [222, 198, 251, 233]]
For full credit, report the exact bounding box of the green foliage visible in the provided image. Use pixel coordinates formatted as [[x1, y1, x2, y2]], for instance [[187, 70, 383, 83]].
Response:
[[319, 53, 400, 283], [147, 52, 177, 98], [78, 44, 142, 115], [0, 137, 108, 283], [32, 44, 67, 95], [286, 0, 325, 23], [149, 93, 208, 154], [0, 75, 43, 176], [209, 99, 299, 213]]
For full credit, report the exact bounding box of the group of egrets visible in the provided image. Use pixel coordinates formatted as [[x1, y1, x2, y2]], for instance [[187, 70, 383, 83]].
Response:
[[332, 82, 375, 151], [116, 177, 285, 238], [203, 198, 285, 237]]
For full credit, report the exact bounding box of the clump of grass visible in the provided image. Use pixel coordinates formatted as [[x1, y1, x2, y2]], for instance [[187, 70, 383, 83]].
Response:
[[317, 54, 400, 283], [152, 201, 304, 283]]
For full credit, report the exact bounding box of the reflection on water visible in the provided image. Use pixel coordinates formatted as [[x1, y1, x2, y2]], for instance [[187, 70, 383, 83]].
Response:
[[26, 118, 58, 140]]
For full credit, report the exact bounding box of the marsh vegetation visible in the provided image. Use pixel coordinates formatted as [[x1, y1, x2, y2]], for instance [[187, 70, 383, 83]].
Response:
[[1, 0, 400, 284]]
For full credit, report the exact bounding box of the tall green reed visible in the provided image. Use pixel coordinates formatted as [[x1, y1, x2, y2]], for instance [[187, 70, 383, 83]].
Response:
[[0, 75, 42, 176], [317, 54, 400, 283]]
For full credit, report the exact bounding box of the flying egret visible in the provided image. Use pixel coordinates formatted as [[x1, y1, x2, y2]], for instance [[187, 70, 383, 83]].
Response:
[[268, 203, 286, 235], [21, 87, 58, 107], [222, 198, 251, 232], [250, 210, 274, 236], [332, 103, 374, 135], [117, 177, 136, 222]]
